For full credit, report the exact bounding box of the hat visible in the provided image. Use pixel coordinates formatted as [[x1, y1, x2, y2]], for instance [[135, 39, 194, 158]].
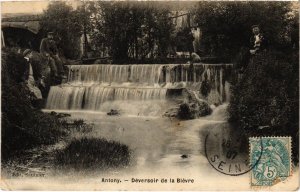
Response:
[[251, 25, 260, 29], [23, 49, 32, 56], [47, 31, 54, 35]]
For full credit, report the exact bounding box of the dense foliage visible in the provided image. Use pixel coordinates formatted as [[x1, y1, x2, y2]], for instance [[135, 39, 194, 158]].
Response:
[[39, 2, 179, 63], [40, 2, 87, 59], [228, 50, 299, 163], [192, 1, 300, 163], [194, 2, 298, 61], [39, 1, 298, 63], [1, 50, 66, 160], [88, 2, 175, 63]]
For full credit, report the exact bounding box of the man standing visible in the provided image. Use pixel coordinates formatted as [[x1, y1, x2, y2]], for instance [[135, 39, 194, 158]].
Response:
[[23, 49, 43, 99], [40, 32, 65, 79], [250, 25, 267, 55], [187, 29, 195, 58]]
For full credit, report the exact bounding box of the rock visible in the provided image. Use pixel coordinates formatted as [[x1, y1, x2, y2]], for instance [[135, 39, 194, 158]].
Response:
[[178, 90, 212, 119], [50, 111, 57, 116], [163, 107, 179, 118], [178, 103, 192, 119], [56, 113, 71, 118], [178, 100, 211, 120], [107, 109, 120, 116], [164, 89, 212, 120], [181, 154, 189, 158], [197, 100, 213, 116]]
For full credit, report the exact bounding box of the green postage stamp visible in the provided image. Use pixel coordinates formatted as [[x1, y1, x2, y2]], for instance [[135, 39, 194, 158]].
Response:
[[250, 137, 292, 186]]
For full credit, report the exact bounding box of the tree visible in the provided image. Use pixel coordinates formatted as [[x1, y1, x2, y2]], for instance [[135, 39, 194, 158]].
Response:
[[1, 50, 66, 160], [224, 3, 299, 162], [194, 2, 294, 61], [154, 8, 175, 59], [88, 2, 174, 63], [228, 51, 299, 162], [40, 2, 87, 59], [73, 4, 93, 58]]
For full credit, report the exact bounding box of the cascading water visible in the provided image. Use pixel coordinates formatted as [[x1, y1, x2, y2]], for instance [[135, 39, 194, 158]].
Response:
[[46, 86, 167, 110], [67, 64, 163, 85], [45, 63, 232, 116]]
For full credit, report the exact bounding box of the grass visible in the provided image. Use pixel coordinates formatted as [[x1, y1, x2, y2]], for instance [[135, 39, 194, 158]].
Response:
[[55, 137, 131, 169], [1, 50, 132, 176]]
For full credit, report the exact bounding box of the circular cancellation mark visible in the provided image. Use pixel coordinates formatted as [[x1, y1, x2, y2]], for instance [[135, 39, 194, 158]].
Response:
[[204, 126, 263, 176]]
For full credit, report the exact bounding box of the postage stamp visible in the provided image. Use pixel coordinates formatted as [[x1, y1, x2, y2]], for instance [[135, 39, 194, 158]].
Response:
[[249, 137, 292, 186]]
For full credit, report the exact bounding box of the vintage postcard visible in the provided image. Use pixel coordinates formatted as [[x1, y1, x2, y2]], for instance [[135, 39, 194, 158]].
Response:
[[1, 1, 299, 190]]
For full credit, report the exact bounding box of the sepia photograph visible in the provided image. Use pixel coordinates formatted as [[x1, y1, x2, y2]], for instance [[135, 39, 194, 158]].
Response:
[[1, 1, 299, 190]]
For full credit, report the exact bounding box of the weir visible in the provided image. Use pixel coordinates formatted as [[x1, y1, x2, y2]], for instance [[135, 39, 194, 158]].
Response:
[[46, 86, 167, 110], [67, 63, 232, 85], [45, 63, 233, 114]]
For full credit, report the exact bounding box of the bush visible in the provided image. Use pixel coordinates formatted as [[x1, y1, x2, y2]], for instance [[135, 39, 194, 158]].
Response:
[[1, 50, 66, 161], [228, 50, 299, 163], [89, 2, 174, 63], [55, 138, 130, 169], [40, 2, 84, 59], [194, 2, 297, 61]]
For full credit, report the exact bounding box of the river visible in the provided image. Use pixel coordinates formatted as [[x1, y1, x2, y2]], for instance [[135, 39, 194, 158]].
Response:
[[5, 63, 297, 190]]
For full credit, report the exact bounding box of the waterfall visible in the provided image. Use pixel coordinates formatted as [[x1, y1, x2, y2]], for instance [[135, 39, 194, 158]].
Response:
[[66, 64, 232, 85], [46, 85, 167, 110], [46, 86, 86, 110], [46, 63, 233, 114], [68, 64, 164, 85]]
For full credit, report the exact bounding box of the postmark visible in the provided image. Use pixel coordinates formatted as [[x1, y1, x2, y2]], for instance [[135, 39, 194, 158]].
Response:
[[250, 137, 292, 186], [204, 124, 263, 176]]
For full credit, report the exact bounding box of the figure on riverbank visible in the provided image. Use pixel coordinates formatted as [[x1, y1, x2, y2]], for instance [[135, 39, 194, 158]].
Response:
[[23, 49, 51, 98], [250, 25, 268, 55], [187, 29, 195, 58], [40, 32, 66, 80], [236, 25, 268, 79]]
